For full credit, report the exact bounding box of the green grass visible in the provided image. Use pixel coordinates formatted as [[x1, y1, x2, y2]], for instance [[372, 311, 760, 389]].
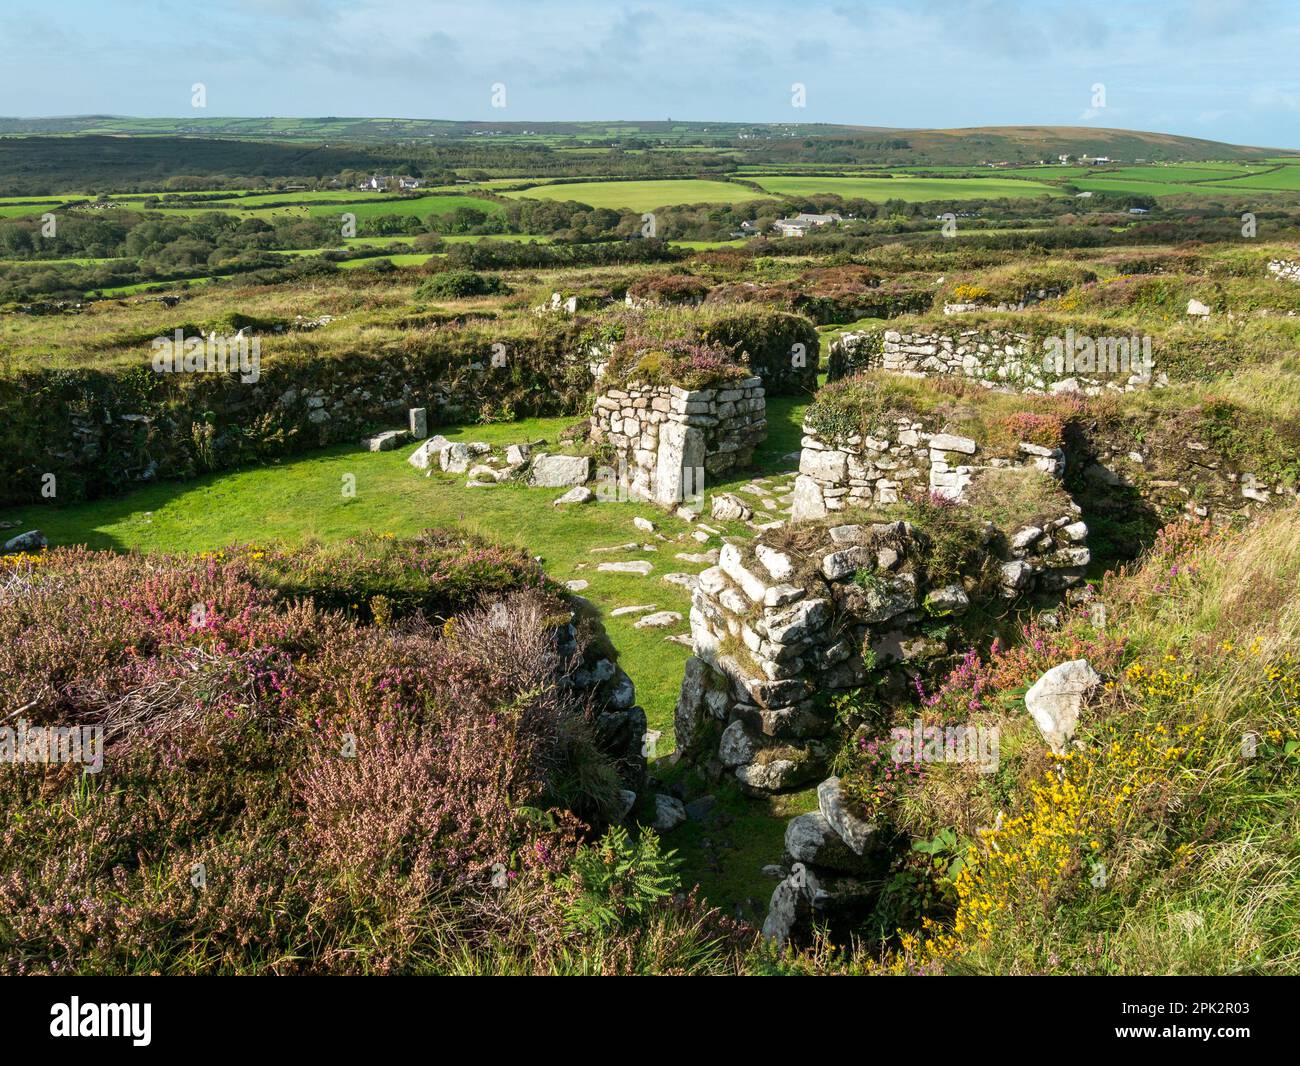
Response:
[[503, 179, 765, 212], [749, 175, 1058, 201], [1198, 165, 1300, 192]]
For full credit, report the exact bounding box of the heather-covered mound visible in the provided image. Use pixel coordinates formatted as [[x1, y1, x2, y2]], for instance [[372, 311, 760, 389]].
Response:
[[0, 532, 746, 975]]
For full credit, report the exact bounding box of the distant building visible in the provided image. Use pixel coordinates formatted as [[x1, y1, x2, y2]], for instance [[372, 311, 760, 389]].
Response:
[[362, 174, 423, 190], [773, 211, 842, 237], [1128, 207, 1149, 214]]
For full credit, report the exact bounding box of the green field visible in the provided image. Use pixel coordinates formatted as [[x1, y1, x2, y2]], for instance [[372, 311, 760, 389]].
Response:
[[1071, 176, 1250, 197], [748, 174, 1059, 201], [503, 179, 765, 211], [1197, 165, 1300, 191]]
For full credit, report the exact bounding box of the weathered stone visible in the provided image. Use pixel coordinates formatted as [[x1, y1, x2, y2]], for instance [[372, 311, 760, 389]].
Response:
[[929, 433, 978, 455], [763, 583, 805, 608], [846, 573, 916, 623], [529, 453, 592, 488], [610, 604, 657, 617], [407, 435, 452, 469], [674, 656, 714, 756], [1024, 659, 1102, 753], [408, 408, 428, 439], [822, 545, 874, 581], [440, 442, 473, 473], [553, 486, 595, 505], [1000, 559, 1033, 590], [711, 493, 753, 522], [761, 875, 809, 946], [754, 544, 794, 581], [654, 421, 706, 506], [597, 560, 653, 575], [790, 474, 827, 523], [828, 524, 864, 544], [634, 610, 683, 629], [361, 429, 408, 452], [718, 720, 760, 767], [651, 794, 687, 831], [736, 751, 821, 791], [1059, 521, 1088, 542], [785, 811, 885, 874], [1010, 525, 1043, 551], [719, 542, 770, 602], [764, 598, 829, 645], [924, 584, 970, 615], [799, 448, 848, 481], [817, 776, 877, 855], [3, 529, 46, 553]]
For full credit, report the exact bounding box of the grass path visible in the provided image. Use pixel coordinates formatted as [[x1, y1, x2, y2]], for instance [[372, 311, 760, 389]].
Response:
[[0, 395, 817, 919]]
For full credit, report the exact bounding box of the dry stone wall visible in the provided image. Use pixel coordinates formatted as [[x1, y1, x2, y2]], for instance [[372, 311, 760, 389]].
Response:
[[590, 378, 766, 506], [829, 327, 1165, 394], [1268, 258, 1300, 282], [674, 511, 1090, 794], [791, 419, 1064, 523]]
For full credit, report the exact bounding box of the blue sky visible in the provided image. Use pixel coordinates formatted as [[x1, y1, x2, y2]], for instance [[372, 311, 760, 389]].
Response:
[[4, 0, 1299, 148]]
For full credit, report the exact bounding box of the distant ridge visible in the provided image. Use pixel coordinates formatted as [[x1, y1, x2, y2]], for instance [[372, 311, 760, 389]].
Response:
[[0, 116, 1292, 163]]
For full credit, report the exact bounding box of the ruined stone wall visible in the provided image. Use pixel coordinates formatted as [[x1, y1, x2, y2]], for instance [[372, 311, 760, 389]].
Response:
[[829, 327, 1164, 394], [590, 378, 766, 506], [674, 512, 1090, 794], [1268, 258, 1300, 282], [791, 419, 1064, 523]]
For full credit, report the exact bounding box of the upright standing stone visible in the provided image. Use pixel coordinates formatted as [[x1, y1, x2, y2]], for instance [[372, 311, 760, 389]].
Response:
[[408, 408, 428, 440], [654, 422, 706, 507]]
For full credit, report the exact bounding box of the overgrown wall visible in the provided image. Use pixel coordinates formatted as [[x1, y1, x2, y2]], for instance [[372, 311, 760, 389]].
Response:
[[828, 326, 1165, 394], [792, 419, 1064, 522], [675, 513, 1090, 793], [0, 330, 593, 506]]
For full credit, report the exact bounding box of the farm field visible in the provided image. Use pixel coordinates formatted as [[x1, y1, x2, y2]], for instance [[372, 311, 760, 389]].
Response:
[[748, 174, 1059, 200], [1197, 165, 1300, 191], [502, 178, 765, 211]]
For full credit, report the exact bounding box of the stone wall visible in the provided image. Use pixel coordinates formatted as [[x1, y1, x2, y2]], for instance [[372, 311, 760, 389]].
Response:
[[0, 336, 594, 507], [1268, 258, 1300, 282], [674, 511, 1090, 794], [589, 378, 766, 506], [828, 326, 1165, 394], [790, 419, 1064, 523]]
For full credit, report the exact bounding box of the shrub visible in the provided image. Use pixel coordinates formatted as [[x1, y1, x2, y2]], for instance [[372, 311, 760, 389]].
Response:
[[415, 270, 510, 299], [627, 273, 712, 304]]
